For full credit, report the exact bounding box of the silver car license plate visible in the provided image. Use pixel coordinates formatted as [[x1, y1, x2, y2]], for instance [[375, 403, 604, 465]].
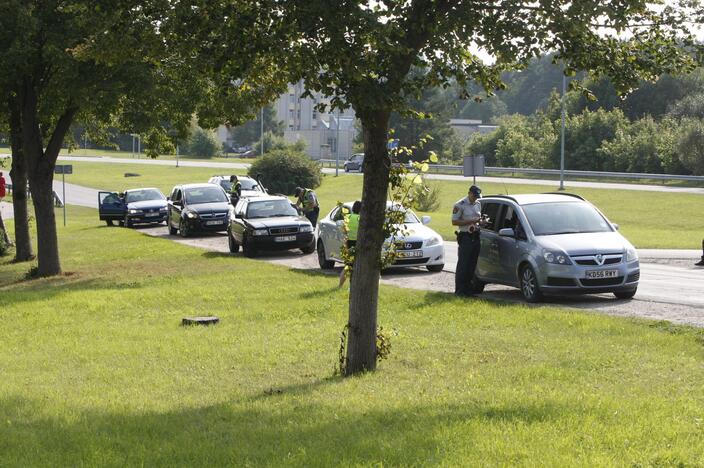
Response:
[[205, 220, 223, 226], [585, 269, 618, 279], [398, 250, 423, 258], [275, 235, 296, 242]]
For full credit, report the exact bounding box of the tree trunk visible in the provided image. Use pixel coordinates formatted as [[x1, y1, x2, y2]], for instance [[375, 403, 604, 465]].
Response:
[[345, 109, 391, 375], [8, 96, 33, 262], [21, 81, 77, 277]]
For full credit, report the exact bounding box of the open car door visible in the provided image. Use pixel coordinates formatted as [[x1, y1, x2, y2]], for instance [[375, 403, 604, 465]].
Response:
[[98, 191, 126, 225]]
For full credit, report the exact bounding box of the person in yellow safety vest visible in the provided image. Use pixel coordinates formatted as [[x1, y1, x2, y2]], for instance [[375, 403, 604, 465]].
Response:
[[339, 200, 362, 288], [294, 186, 320, 227], [229, 175, 242, 207]]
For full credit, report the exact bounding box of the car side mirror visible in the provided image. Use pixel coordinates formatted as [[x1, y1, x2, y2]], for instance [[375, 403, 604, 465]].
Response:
[[421, 215, 431, 225], [612, 223, 619, 230], [166, 196, 170, 201], [499, 228, 515, 238]]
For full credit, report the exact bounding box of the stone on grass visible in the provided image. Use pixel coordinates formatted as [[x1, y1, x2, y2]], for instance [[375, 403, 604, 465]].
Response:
[[182, 316, 219, 326]]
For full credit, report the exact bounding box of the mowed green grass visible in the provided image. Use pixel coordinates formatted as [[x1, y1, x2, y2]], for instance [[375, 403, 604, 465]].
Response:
[[1, 206, 704, 466], [58, 159, 704, 249]]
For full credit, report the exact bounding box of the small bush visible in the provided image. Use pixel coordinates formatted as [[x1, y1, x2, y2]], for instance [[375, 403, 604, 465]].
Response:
[[248, 149, 322, 195], [183, 128, 222, 159], [410, 184, 441, 212]]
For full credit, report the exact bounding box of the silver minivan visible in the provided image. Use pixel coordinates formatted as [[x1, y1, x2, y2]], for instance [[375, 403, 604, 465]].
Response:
[[473, 193, 640, 302]]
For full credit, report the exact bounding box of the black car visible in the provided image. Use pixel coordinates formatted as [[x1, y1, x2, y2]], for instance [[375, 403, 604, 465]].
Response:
[[228, 195, 316, 257], [98, 188, 167, 227], [166, 183, 230, 237]]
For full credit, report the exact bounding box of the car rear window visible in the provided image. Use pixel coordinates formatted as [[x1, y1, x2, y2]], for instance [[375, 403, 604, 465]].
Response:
[[523, 201, 612, 235]]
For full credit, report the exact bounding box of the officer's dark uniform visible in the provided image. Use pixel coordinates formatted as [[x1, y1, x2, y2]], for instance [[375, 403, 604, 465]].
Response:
[[452, 186, 482, 296]]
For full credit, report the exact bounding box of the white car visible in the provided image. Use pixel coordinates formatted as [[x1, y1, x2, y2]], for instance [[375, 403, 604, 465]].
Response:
[[207, 175, 265, 199], [317, 201, 445, 272]]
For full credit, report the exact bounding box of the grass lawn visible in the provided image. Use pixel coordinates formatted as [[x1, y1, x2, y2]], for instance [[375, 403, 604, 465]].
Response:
[[1, 205, 704, 466], [56, 159, 704, 250]]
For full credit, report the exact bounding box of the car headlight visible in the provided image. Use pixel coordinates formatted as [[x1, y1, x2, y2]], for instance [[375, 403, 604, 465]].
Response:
[[425, 235, 442, 247], [128, 209, 143, 214], [543, 250, 572, 265], [159, 207, 167, 212], [253, 228, 268, 236], [626, 247, 638, 262], [185, 211, 198, 219], [299, 225, 313, 233]]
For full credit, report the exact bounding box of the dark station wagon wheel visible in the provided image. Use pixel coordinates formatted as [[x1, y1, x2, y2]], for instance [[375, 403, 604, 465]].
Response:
[[179, 219, 190, 238], [242, 234, 257, 258], [167, 217, 177, 235], [614, 288, 637, 300], [228, 230, 240, 253], [106, 219, 114, 227], [426, 264, 444, 272]]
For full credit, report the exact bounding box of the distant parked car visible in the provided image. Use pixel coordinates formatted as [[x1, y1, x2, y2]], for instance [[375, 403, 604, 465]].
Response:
[[227, 195, 315, 257], [207, 175, 266, 199], [317, 201, 445, 272], [343, 153, 364, 172], [166, 183, 230, 237], [472, 193, 640, 302], [98, 188, 167, 227]]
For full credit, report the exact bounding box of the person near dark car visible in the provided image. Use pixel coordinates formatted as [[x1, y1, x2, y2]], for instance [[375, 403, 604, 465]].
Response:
[[229, 175, 242, 207], [294, 186, 320, 227], [452, 185, 484, 297], [339, 200, 361, 288], [696, 238, 704, 266]]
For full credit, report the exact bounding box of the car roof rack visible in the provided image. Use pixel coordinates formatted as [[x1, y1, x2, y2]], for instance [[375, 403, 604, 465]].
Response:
[[543, 192, 585, 200]]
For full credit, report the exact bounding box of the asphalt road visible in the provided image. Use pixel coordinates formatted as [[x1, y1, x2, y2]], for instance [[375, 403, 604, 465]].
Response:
[[3, 168, 703, 326]]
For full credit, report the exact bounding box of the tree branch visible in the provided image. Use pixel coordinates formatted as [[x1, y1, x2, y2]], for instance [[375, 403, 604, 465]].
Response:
[[45, 106, 79, 163]]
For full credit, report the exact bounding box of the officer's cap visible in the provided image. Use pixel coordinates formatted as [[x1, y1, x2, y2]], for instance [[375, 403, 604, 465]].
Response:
[[469, 185, 482, 196]]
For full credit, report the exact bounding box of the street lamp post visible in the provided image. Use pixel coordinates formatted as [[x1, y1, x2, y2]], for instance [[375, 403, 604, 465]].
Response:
[[559, 73, 566, 191], [260, 107, 265, 156], [335, 110, 340, 177]]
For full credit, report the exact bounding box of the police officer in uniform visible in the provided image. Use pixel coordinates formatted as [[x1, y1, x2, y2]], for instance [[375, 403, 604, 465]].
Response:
[[452, 185, 483, 296], [229, 175, 242, 207], [294, 186, 320, 227]]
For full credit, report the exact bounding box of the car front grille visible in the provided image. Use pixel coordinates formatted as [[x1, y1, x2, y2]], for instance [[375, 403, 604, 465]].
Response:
[[393, 257, 429, 265], [580, 277, 624, 287], [573, 254, 622, 266], [270, 226, 299, 235], [626, 271, 640, 283], [395, 241, 423, 250], [199, 212, 227, 219]]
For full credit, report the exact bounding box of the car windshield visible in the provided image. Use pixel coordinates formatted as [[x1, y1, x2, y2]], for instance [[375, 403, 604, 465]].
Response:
[[387, 207, 420, 224], [522, 201, 612, 235], [125, 189, 165, 203], [184, 187, 228, 204], [247, 199, 298, 218]]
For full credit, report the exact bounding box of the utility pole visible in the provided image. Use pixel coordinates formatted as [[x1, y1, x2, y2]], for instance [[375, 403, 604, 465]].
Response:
[[559, 73, 566, 191], [335, 110, 340, 177], [260, 107, 265, 156]]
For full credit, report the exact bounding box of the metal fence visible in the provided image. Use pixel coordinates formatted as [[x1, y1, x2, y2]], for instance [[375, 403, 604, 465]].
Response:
[[318, 159, 704, 183]]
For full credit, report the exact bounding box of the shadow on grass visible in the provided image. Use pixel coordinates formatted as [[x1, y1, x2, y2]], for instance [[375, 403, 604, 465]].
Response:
[[0, 275, 145, 307], [0, 394, 565, 466]]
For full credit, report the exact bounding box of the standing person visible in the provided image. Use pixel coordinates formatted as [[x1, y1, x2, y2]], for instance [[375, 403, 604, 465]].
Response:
[[452, 185, 483, 297], [294, 186, 320, 227], [0, 172, 6, 200], [696, 239, 704, 266], [229, 175, 242, 207], [339, 201, 361, 288]]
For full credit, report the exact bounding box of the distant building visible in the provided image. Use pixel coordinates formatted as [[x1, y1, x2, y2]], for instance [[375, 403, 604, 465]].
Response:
[[275, 81, 356, 160], [450, 119, 498, 140]]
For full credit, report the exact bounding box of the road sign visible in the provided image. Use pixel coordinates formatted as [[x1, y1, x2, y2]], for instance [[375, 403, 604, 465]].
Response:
[[387, 139, 399, 150], [54, 165, 73, 225], [463, 155, 485, 184], [54, 165, 73, 175]]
